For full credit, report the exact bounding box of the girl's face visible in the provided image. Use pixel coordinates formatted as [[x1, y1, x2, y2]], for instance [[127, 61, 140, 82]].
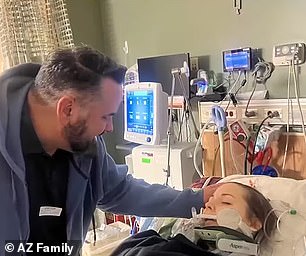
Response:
[[203, 183, 261, 230]]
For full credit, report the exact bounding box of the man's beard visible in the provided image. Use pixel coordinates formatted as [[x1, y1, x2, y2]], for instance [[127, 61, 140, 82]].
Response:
[[64, 119, 94, 153]]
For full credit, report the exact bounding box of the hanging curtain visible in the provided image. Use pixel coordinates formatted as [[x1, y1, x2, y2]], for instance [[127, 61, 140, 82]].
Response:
[[0, 0, 74, 72]]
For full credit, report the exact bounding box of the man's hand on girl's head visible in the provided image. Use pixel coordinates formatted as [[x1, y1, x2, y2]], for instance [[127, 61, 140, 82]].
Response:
[[203, 183, 223, 205]]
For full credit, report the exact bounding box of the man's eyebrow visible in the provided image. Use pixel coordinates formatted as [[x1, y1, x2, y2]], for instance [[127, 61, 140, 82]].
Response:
[[103, 113, 115, 117]]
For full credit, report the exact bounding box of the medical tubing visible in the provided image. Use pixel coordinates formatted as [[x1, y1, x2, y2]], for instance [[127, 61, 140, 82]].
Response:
[[282, 61, 291, 173], [193, 120, 213, 178], [276, 210, 289, 235], [224, 98, 231, 113], [177, 109, 185, 141], [218, 130, 226, 177], [277, 208, 306, 239], [193, 128, 204, 178], [213, 72, 232, 90], [254, 60, 274, 84], [292, 60, 306, 144], [203, 176, 213, 188], [244, 75, 257, 117], [229, 128, 239, 174], [293, 235, 306, 256], [234, 71, 248, 96], [178, 75, 200, 139], [225, 75, 247, 112], [263, 208, 282, 242], [219, 71, 242, 107], [213, 136, 248, 175]]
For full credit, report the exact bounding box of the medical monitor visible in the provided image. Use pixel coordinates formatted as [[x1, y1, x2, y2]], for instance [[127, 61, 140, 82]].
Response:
[[137, 53, 190, 98], [223, 47, 252, 72], [124, 82, 168, 145]]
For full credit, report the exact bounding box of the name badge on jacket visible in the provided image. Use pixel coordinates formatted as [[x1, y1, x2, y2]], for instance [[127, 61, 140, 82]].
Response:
[[39, 206, 62, 216]]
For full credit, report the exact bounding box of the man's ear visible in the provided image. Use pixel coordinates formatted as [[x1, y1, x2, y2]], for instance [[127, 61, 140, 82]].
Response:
[[56, 96, 75, 125]]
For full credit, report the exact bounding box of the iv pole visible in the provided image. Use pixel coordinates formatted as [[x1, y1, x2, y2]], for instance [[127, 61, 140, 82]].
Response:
[[164, 62, 190, 186]]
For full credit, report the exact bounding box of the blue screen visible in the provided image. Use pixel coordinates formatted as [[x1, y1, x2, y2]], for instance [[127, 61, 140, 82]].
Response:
[[223, 49, 251, 71], [126, 90, 154, 135]]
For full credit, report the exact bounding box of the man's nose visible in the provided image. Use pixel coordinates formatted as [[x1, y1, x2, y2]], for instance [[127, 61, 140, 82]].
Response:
[[105, 120, 113, 133]]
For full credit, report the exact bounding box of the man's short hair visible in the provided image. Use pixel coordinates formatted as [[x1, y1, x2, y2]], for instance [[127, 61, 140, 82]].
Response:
[[32, 46, 127, 104]]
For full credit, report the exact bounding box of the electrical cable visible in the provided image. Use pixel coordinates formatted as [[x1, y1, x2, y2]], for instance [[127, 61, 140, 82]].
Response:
[[177, 108, 185, 142], [244, 136, 252, 175], [225, 76, 244, 112], [177, 75, 200, 139], [245, 60, 274, 117], [244, 75, 257, 117], [292, 59, 306, 144], [224, 98, 231, 113], [185, 109, 189, 141], [253, 60, 274, 84], [234, 70, 248, 96], [212, 72, 231, 90], [219, 71, 242, 108]]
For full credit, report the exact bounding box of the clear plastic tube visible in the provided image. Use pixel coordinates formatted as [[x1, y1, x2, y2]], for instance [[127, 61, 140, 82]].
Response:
[[229, 128, 239, 174], [282, 61, 292, 174], [218, 130, 226, 178], [193, 120, 214, 178]]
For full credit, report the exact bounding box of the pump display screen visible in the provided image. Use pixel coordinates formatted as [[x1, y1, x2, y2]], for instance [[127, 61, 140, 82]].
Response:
[[223, 48, 251, 72], [126, 90, 154, 135]]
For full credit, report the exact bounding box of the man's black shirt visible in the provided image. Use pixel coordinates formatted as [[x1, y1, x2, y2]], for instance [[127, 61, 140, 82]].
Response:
[[20, 101, 70, 250]]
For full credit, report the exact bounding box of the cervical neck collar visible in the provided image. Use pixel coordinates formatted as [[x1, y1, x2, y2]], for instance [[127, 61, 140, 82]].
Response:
[[194, 226, 258, 255]]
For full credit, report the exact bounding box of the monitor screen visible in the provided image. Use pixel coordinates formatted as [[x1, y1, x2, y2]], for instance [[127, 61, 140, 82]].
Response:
[[126, 90, 154, 135], [223, 48, 251, 72], [137, 53, 190, 98]]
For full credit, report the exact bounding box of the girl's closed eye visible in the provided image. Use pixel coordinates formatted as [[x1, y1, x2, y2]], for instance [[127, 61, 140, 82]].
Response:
[[221, 201, 232, 205]]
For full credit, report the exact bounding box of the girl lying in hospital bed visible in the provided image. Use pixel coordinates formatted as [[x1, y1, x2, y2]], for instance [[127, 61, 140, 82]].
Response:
[[110, 182, 277, 256]]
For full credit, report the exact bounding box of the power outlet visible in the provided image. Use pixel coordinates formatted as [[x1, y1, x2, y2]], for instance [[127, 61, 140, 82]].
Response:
[[264, 109, 282, 118], [244, 109, 258, 118], [225, 109, 237, 119], [190, 57, 199, 71]]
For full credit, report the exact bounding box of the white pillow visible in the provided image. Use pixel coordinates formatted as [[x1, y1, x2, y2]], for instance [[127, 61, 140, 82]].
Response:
[[219, 175, 306, 256]]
